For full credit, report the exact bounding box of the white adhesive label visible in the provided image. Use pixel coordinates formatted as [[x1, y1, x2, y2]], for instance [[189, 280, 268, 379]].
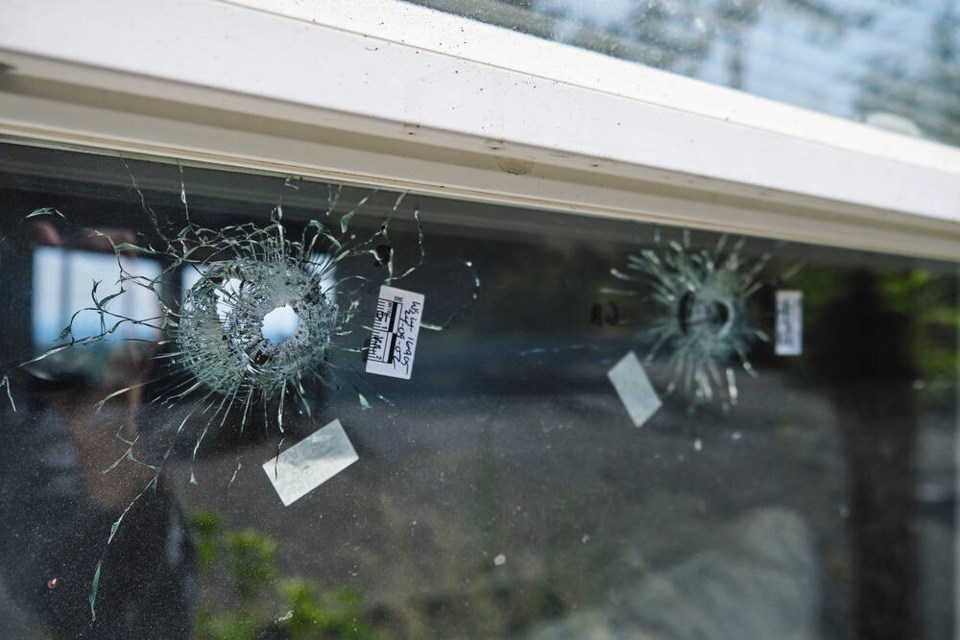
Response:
[[263, 419, 358, 506], [608, 351, 662, 428], [365, 285, 424, 379], [775, 290, 803, 356]]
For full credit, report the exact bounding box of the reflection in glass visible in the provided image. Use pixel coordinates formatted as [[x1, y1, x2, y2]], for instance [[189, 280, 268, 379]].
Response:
[[32, 247, 161, 351], [404, 0, 960, 147], [0, 142, 956, 639]]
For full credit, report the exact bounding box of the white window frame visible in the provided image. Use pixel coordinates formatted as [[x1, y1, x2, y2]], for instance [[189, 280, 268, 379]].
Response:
[[1, 0, 960, 262]]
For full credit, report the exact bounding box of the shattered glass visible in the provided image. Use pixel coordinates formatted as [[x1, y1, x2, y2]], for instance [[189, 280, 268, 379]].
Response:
[[0, 142, 957, 640], [0, 143, 475, 634], [603, 233, 791, 408]]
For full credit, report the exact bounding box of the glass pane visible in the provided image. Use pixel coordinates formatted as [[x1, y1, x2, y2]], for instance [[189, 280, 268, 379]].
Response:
[[403, 0, 960, 147], [0, 141, 956, 639]]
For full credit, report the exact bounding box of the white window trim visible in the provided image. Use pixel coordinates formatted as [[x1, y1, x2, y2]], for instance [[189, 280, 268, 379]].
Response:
[[1, 0, 960, 259]]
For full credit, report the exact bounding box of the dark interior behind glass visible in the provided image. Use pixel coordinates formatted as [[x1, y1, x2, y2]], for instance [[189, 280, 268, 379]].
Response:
[[0, 142, 955, 639]]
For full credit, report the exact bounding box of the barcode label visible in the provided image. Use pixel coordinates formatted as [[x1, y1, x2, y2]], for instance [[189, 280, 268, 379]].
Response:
[[775, 290, 803, 356], [365, 285, 424, 379]]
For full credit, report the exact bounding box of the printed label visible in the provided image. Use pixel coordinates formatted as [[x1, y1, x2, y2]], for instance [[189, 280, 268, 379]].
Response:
[[262, 419, 358, 506], [775, 290, 803, 356], [365, 285, 424, 379], [608, 351, 662, 428]]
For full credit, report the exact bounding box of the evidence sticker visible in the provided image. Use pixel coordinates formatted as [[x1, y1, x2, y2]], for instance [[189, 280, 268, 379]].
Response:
[[366, 285, 424, 380], [775, 290, 803, 356], [608, 351, 662, 428], [263, 419, 358, 506]]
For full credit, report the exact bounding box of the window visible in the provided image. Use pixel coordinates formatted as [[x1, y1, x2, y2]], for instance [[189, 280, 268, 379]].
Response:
[[0, 136, 957, 639], [1, 2, 959, 638]]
